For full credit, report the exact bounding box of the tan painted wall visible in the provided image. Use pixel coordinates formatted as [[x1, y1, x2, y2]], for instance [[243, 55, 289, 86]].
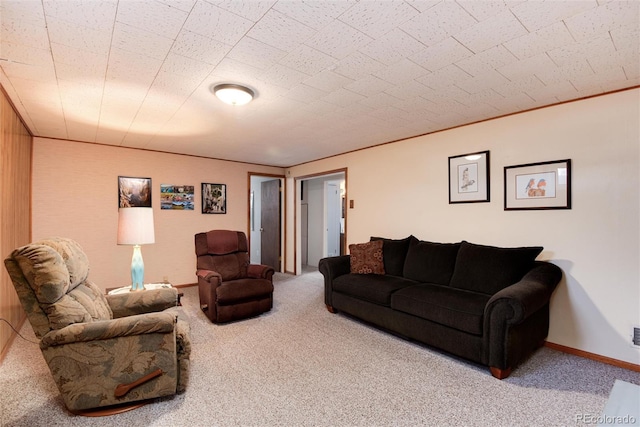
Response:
[[286, 89, 640, 366], [32, 139, 283, 288], [0, 89, 32, 361]]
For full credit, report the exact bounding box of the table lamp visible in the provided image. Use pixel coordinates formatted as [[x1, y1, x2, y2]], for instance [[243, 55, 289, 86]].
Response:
[[117, 207, 155, 291]]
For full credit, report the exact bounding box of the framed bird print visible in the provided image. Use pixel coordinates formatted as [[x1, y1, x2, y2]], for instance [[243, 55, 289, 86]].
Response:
[[504, 159, 571, 210], [448, 150, 490, 204]]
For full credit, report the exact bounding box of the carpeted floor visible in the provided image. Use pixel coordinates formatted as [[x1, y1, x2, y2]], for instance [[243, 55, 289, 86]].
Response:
[[1, 269, 638, 426]]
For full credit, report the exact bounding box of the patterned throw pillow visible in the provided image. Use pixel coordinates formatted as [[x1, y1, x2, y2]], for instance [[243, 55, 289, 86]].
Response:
[[349, 240, 385, 275]]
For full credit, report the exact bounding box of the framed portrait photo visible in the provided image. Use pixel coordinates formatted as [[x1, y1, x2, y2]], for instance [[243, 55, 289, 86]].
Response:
[[118, 176, 152, 208], [202, 183, 226, 214], [448, 150, 490, 203], [504, 159, 571, 210]]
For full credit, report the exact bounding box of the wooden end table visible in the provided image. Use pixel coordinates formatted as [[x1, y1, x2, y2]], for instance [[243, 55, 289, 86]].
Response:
[[106, 283, 183, 305]]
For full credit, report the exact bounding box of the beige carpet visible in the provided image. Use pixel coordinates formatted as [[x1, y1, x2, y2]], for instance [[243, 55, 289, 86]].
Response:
[[1, 269, 638, 426]]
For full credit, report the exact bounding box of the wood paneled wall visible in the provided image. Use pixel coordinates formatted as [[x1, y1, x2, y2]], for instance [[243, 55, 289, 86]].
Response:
[[0, 87, 32, 362]]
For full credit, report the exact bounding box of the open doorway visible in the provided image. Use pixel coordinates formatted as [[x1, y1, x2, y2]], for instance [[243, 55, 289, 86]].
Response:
[[296, 170, 346, 274], [249, 173, 285, 272]]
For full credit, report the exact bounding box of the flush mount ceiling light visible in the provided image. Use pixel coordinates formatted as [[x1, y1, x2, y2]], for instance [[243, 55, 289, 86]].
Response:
[[213, 83, 254, 106]]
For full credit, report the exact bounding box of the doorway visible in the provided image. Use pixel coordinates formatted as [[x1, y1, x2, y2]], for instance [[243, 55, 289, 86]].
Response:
[[249, 174, 284, 272], [296, 170, 346, 274]]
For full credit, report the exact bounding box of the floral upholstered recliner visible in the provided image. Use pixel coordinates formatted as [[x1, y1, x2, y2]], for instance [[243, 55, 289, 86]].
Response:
[[4, 237, 191, 413]]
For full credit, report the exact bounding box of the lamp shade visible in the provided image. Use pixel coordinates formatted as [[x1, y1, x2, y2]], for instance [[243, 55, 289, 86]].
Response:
[[117, 207, 155, 245]]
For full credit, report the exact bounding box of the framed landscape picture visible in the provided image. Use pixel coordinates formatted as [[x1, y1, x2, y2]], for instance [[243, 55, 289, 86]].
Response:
[[504, 159, 571, 210], [202, 183, 226, 214], [448, 150, 490, 203], [160, 184, 194, 210], [118, 176, 151, 208]]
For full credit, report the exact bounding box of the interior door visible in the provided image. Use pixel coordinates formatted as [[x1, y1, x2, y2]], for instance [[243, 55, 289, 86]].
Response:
[[326, 182, 340, 257], [301, 203, 308, 265], [261, 179, 281, 272]]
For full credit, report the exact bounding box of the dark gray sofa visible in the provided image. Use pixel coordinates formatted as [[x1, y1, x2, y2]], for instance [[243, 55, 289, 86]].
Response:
[[318, 236, 562, 379]]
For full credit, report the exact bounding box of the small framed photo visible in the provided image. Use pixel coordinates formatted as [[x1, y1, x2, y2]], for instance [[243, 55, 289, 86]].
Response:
[[160, 185, 194, 210], [504, 159, 571, 210], [202, 183, 226, 214], [118, 176, 152, 208], [448, 150, 490, 203]]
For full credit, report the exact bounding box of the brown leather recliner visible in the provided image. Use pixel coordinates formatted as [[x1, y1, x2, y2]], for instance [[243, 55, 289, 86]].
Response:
[[195, 230, 274, 323]]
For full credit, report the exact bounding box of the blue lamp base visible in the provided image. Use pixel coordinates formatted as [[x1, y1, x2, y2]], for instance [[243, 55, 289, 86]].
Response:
[[130, 245, 145, 291]]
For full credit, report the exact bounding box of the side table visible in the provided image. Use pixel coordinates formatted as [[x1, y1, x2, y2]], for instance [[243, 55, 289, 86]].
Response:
[[106, 283, 183, 305]]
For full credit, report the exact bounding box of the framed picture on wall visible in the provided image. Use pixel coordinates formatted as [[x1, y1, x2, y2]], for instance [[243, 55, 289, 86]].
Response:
[[118, 176, 152, 208], [160, 184, 194, 210], [504, 159, 571, 210], [448, 150, 490, 203], [202, 183, 226, 214]]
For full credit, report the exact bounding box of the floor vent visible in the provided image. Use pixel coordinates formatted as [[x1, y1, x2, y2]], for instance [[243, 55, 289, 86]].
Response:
[[633, 326, 640, 348]]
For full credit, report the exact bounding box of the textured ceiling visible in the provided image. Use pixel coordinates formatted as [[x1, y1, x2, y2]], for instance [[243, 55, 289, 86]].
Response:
[[1, 0, 638, 167]]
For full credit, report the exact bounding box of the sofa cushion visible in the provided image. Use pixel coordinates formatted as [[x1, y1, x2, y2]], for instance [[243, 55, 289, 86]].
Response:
[[391, 284, 490, 335], [449, 241, 543, 295], [333, 274, 417, 306], [349, 240, 385, 275], [403, 240, 460, 285], [370, 235, 416, 276]]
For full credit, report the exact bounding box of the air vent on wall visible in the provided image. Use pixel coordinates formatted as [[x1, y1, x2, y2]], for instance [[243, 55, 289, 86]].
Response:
[[632, 326, 640, 348]]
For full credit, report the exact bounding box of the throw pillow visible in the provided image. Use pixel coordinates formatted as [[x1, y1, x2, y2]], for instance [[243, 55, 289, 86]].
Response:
[[449, 241, 543, 295], [403, 240, 461, 285], [349, 240, 385, 275], [370, 235, 416, 276]]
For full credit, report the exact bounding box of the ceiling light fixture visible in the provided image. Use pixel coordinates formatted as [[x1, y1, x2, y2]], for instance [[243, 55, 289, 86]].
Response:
[[213, 83, 254, 106]]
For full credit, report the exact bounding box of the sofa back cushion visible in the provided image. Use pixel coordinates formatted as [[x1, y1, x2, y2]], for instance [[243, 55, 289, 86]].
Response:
[[449, 241, 543, 295], [370, 235, 416, 276], [402, 240, 460, 285]]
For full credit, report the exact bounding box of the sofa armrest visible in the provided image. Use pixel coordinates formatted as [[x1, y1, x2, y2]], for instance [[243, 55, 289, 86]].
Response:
[[319, 255, 351, 280], [485, 261, 562, 324], [319, 255, 351, 308], [107, 287, 178, 318], [483, 261, 562, 372], [40, 311, 177, 348], [248, 264, 275, 280]]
